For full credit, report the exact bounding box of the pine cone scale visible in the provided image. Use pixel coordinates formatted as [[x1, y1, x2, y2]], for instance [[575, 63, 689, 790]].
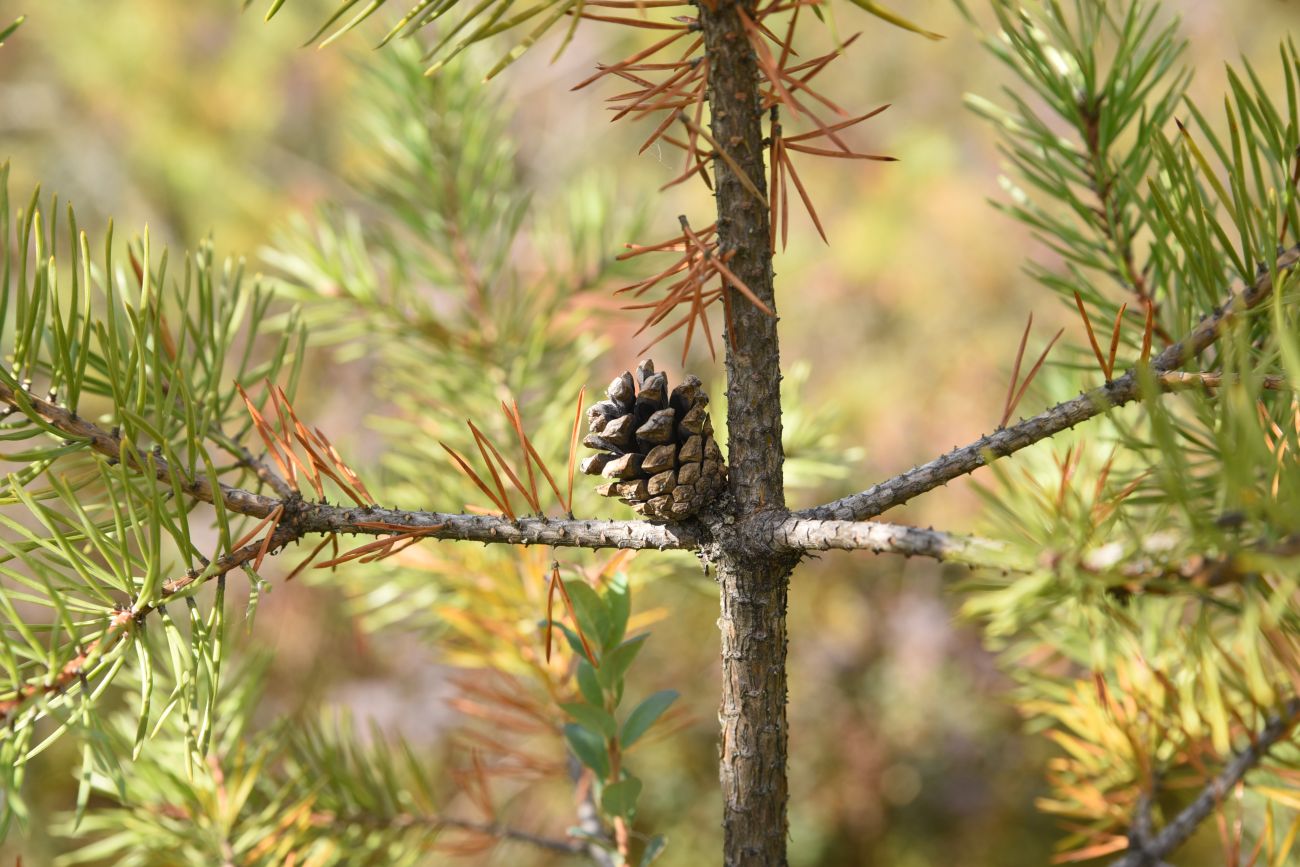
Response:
[[581, 359, 727, 521]]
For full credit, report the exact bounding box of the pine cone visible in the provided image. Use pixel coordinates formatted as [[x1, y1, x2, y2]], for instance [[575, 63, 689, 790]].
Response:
[[580, 359, 727, 521]]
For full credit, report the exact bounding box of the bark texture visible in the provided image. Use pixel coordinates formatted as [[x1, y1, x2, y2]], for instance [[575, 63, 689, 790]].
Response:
[[714, 547, 796, 867], [701, 3, 784, 518], [697, 0, 797, 862]]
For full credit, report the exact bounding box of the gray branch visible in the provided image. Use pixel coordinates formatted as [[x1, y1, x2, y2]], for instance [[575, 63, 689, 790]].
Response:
[[800, 245, 1300, 522], [0, 381, 700, 549], [795, 378, 1141, 521], [1108, 698, 1300, 867], [1, 378, 1017, 563], [772, 517, 1030, 568], [297, 503, 703, 551]]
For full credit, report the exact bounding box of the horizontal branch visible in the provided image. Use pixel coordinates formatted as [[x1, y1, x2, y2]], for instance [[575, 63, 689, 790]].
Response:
[[0, 380, 701, 550], [773, 517, 1029, 569], [0, 379, 1009, 563], [297, 504, 702, 550], [3, 393, 1021, 655], [1108, 697, 1300, 867], [1158, 371, 1291, 391], [0, 381, 274, 515], [796, 378, 1141, 521], [801, 245, 1300, 522]]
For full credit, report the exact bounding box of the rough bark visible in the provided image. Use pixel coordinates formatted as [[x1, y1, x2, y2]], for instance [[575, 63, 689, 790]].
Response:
[[696, 0, 797, 862], [774, 517, 1026, 566], [714, 546, 797, 867]]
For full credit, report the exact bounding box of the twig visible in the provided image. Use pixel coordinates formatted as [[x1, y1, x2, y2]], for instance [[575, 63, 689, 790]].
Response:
[[1107, 698, 1300, 867], [0, 378, 1019, 565], [0, 523, 300, 725], [799, 244, 1300, 522], [1158, 372, 1290, 391], [1079, 100, 1164, 334], [209, 432, 296, 499]]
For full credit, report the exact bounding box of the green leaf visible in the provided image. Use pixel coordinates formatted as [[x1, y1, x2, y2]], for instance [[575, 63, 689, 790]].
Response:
[[601, 776, 642, 819], [0, 16, 22, 47], [577, 659, 604, 707], [596, 633, 649, 692], [604, 573, 630, 649], [294, 0, 582, 76], [557, 623, 592, 662], [563, 723, 610, 779], [843, 0, 941, 41], [640, 834, 668, 866], [565, 580, 610, 653], [560, 702, 617, 739], [621, 690, 678, 749]]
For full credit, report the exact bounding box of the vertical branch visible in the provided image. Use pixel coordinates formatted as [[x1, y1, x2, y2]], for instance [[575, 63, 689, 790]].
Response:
[[699, 0, 783, 514], [697, 0, 796, 865], [713, 552, 793, 867]]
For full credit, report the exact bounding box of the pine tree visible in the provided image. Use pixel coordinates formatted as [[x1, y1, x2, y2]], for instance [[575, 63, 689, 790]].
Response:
[[1, 1, 1299, 866]]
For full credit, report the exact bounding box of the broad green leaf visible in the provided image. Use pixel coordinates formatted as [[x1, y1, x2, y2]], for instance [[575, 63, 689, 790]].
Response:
[[565, 581, 610, 653], [621, 690, 678, 749], [564, 723, 610, 779], [577, 659, 604, 707], [560, 702, 617, 739], [597, 633, 648, 692], [601, 776, 642, 819], [604, 573, 630, 649]]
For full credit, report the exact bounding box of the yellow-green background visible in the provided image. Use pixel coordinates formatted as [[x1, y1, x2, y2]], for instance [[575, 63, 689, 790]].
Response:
[[1, 0, 1294, 864]]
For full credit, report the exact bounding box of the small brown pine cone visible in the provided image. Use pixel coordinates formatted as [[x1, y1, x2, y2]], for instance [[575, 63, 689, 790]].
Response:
[[580, 359, 727, 521]]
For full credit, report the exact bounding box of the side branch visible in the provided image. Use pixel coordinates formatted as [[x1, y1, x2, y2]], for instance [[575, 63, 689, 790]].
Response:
[[802, 245, 1300, 522], [798, 376, 1144, 521], [772, 517, 1030, 569], [0, 381, 272, 516], [2, 379, 1020, 561], [1108, 698, 1300, 867], [0, 381, 700, 550], [0, 526, 296, 723], [298, 504, 701, 550]]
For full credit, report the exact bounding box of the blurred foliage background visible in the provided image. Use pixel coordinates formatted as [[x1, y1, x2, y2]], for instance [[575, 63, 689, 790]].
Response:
[[1, 0, 1296, 864]]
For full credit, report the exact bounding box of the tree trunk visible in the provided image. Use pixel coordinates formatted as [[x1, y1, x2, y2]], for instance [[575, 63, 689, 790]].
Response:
[[698, 0, 797, 863], [715, 550, 796, 866]]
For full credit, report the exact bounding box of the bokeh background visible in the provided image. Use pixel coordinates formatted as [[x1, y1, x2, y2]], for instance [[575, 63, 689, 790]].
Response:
[[0, 0, 1295, 864]]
